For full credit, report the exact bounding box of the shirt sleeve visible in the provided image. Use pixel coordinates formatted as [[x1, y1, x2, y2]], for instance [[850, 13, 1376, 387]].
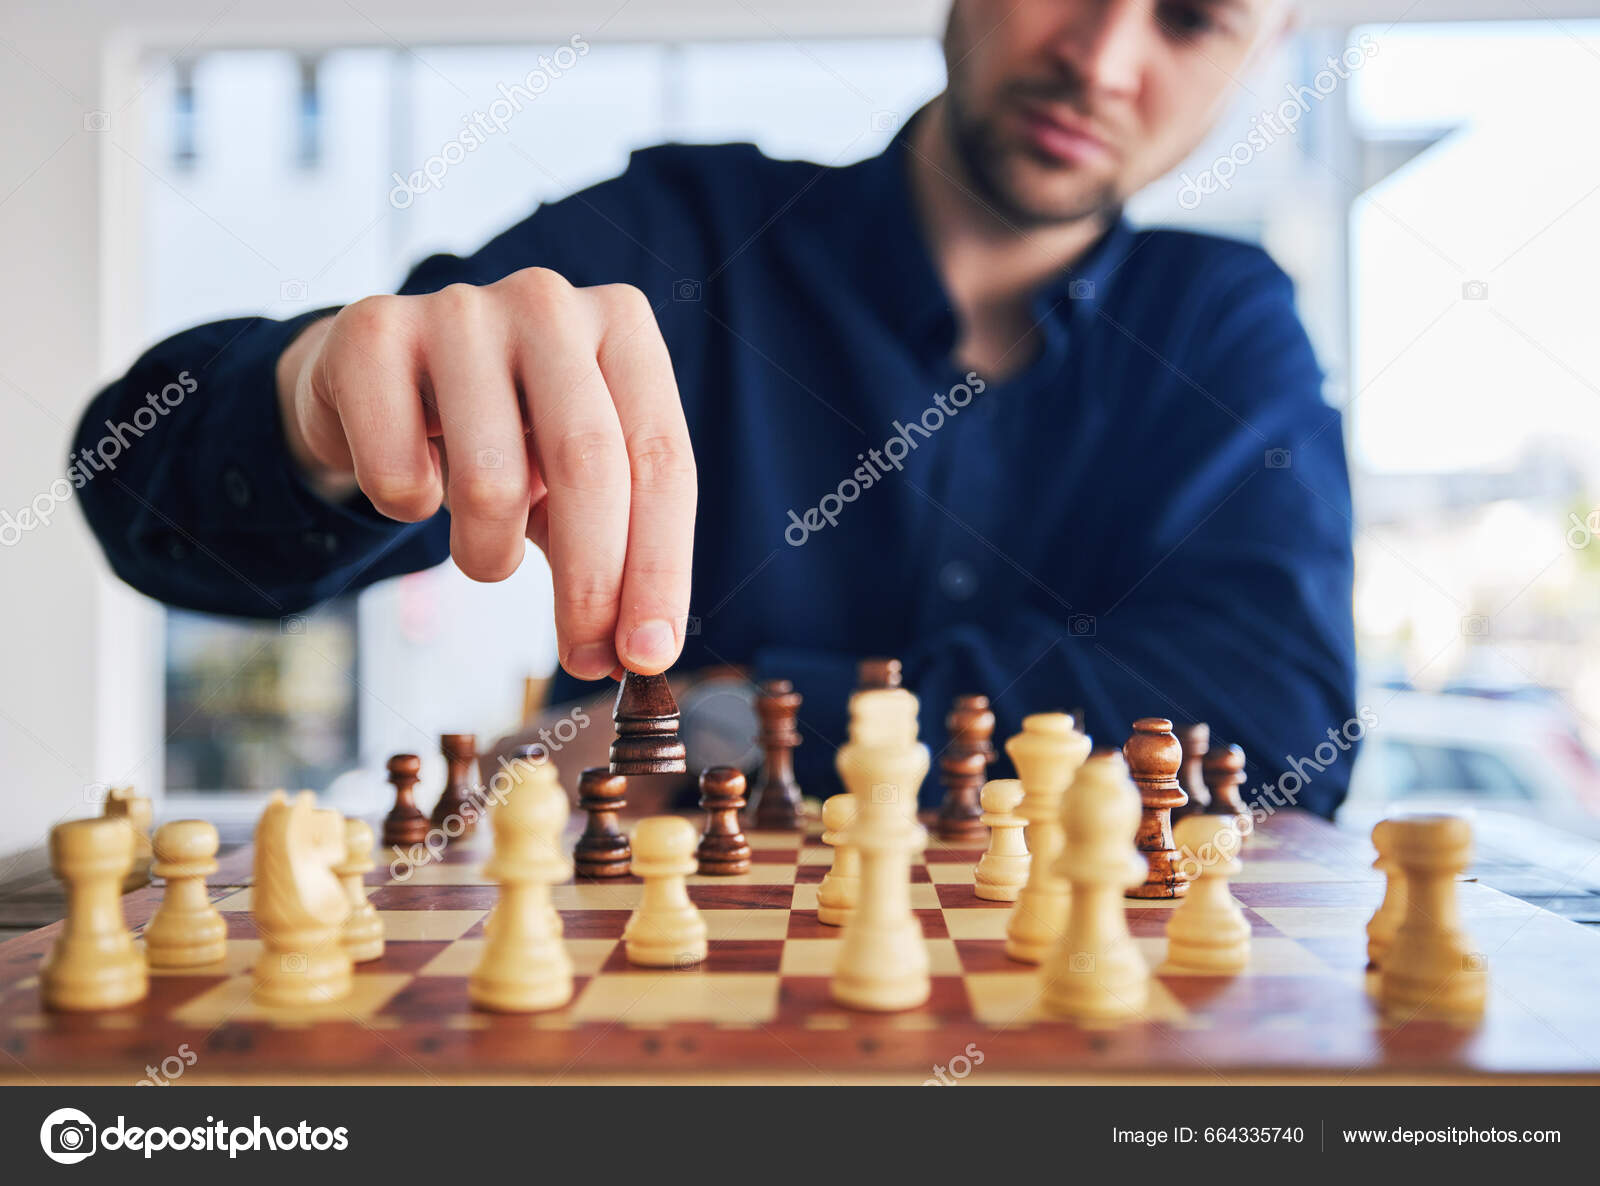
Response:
[[71, 309, 450, 618], [758, 260, 1359, 818]]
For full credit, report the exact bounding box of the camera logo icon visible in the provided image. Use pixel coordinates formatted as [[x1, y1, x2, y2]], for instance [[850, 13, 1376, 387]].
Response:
[[870, 111, 900, 133], [869, 783, 899, 805], [1068, 952, 1096, 974], [1265, 448, 1292, 469], [83, 111, 111, 133], [673, 279, 702, 302], [1067, 278, 1095, 300], [1067, 614, 1096, 637], [1462, 952, 1487, 972], [280, 952, 309, 974], [682, 614, 701, 637], [1460, 615, 1490, 637], [1461, 280, 1488, 301], [41, 1108, 97, 1164], [280, 615, 307, 635], [477, 447, 504, 469], [280, 279, 309, 302]]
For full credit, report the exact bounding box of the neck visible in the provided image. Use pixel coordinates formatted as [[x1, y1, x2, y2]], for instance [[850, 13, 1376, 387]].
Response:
[[907, 97, 1111, 378]]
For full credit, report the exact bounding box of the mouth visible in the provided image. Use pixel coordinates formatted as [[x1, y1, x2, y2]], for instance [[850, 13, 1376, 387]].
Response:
[[1014, 99, 1113, 167]]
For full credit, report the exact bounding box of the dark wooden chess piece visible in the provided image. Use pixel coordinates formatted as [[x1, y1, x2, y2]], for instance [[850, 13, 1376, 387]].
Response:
[[856, 657, 902, 690], [1122, 718, 1191, 899], [609, 671, 687, 774], [431, 733, 482, 835], [1171, 722, 1212, 821], [574, 767, 631, 878], [750, 680, 803, 830], [1204, 743, 1249, 818], [695, 766, 752, 875], [382, 753, 429, 848], [935, 694, 996, 842]]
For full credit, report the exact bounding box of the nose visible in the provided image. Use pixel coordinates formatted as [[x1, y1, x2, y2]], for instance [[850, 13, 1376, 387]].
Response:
[[1053, 0, 1146, 99]]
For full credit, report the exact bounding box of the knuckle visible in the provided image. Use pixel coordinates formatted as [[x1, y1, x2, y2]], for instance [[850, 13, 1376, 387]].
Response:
[[335, 294, 404, 344], [428, 282, 483, 323], [501, 266, 572, 310], [548, 428, 627, 492], [449, 472, 528, 522], [557, 569, 621, 624], [628, 431, 697, 493], [363, 473, 440, 523], [593, 282, 653, 324]]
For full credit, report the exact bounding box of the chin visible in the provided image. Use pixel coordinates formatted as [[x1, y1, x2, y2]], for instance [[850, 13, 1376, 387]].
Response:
[[998, 160, 1122, 225]]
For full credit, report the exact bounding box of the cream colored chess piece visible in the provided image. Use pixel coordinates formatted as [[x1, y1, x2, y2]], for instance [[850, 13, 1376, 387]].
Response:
[[1164, 814, 1250, 973], [41, 817, 148, 1011], [1004, 713, 1092, 964], [624, 817, 708, 967], [1366, 819, 1406, 969], [1378, 814, 1486, 1023], [336, 818, 384, 963], [252, 791, 353, 1007], [144, 820, 226, 969], [831, 688, 930, 1011], [973, 779, 1029, 902], [1041, 750, 1150, 1022], [816, 793, 860, 926], [469, 754, 574, 1010], [104, 785, 154, 891]]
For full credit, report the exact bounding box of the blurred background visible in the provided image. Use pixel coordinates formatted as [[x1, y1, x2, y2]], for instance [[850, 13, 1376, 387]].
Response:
[[2, 2, 1599, 920]]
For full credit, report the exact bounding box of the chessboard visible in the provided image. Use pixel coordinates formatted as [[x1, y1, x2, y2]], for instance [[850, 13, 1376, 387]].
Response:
[[3, 808, 1599, 1084]]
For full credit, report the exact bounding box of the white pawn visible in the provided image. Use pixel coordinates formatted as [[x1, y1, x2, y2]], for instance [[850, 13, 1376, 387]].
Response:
[[469, 753, 573, 1011], [831, 688, 930, 1012], [1365, 819, 1406, 969], [144, 820, 227, 969], [1378, 814, 1486, 1023], [1164, 814, 1250, 973], [816, 793, 860, 926], [1040, 750, 1150, 1022], [624, 817, 708, 967], [973, 779, 1029, 902], [252, 792, 352, 1007], [41, 817, 148, 1011], [336, 818, 384, 963], [1004, 713, 1092, 964]]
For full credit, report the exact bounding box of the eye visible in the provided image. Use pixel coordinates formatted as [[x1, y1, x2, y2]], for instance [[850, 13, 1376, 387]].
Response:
[[1158, 2, 1217, 39]]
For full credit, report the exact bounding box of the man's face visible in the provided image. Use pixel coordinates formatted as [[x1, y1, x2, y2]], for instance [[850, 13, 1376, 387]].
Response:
[[943, 0, 1285, 224]]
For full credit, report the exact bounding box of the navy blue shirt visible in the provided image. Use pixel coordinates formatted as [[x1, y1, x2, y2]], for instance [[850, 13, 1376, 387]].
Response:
[[74, 130, 1358, 815]]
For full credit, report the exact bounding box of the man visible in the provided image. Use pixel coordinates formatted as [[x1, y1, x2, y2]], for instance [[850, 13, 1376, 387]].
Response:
[[73, 0, 1358, 814]]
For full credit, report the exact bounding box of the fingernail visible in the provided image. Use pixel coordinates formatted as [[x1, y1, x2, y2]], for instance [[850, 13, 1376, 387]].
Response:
[[623, 619, 677, 670], [566, 642, 617, 681]]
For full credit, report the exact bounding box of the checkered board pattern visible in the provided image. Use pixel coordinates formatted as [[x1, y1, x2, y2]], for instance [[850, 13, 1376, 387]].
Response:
[[4, 810, 1600, 1083]]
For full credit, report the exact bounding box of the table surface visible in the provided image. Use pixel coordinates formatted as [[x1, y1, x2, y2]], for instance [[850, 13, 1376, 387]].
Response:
[[2, 809, 1599, 1085]]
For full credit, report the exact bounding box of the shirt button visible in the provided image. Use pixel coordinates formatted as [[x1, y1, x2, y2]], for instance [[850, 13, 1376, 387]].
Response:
[[223, 466, 252, 508], [939, 560, 977, 600]]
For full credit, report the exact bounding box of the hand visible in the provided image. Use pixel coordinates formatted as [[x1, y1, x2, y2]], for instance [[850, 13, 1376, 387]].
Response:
[[276, 269, 697, 680]]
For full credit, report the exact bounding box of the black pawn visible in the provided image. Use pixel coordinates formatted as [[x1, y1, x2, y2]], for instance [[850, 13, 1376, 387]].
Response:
[[696, 767, 752, 876], [609, 672, 688, 775]]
